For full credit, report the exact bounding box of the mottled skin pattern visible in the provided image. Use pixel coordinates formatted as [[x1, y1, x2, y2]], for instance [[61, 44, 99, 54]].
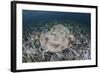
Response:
[[40, 25, 75, 52]]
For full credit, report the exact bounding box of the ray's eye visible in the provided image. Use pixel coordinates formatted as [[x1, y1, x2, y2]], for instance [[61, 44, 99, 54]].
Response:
[[51, 32, 56, 36]]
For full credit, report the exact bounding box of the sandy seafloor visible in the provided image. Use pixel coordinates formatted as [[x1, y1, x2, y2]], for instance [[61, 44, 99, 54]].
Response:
[[22, 10, 91, 63]]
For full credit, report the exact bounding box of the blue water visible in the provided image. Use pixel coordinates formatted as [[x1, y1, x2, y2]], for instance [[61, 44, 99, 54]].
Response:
[[22, 10, 90, 32]]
